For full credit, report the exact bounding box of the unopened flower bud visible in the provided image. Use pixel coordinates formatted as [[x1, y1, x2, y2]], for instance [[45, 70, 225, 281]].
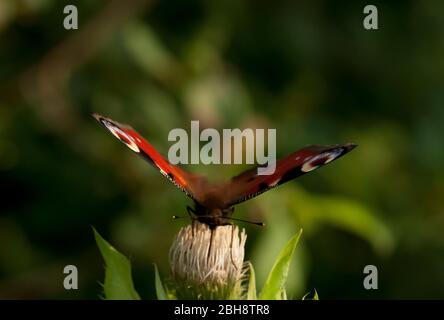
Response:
[[169, 222, 247, 299]]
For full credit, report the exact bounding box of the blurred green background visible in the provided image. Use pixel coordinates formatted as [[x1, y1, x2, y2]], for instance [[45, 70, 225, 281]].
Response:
[[1, 0, 444, 299]]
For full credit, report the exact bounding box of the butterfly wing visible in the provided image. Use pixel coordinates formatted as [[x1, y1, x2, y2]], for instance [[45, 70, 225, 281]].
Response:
[[92, 113, 208, 202], [224, 144, 357, 206]]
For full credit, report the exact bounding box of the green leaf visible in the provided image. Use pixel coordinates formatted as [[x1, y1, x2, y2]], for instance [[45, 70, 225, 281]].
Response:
[[259, 229, 303, 300], [315, 197, 394, 255], [154, 264, 167, 300], [93, 228, 140, 300], [302, 289, 319, 300], [247, 262, 257, 300], [284, 186, 394, 255]]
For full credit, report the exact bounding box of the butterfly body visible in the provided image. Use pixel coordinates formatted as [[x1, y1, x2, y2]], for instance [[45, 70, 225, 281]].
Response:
[[191, 201, 234, 228], [93, 113, 356, 227]]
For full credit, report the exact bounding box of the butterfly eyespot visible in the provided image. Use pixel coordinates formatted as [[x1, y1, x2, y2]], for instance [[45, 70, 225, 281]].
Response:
[[324, 154, 337, 164], [101, 120, 140, 153], [301, 150, 342, 172], [301, 154, 324, 172], [301, 161, 319, 173], [323, 149, 343, 164]]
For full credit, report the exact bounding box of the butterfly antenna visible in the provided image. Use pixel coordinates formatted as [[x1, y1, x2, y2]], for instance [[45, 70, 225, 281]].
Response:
[[174, 213, 264, 227], [221, 216, 265, 227]]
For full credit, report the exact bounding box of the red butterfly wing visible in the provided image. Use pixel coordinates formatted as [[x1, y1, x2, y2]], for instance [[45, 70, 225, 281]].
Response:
[[92, 113, 209, 202], [224, 144, 357, 206]]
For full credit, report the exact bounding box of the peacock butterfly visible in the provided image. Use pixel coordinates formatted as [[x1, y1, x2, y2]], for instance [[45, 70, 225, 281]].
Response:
[[93, 113, 357, 228]]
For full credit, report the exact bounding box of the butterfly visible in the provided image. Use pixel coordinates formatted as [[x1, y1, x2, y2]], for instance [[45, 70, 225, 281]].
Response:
[[93, 113, 357, 228]]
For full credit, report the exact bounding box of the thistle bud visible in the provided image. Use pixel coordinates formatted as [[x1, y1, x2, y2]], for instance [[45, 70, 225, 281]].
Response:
[[169, 222, 247, 299]]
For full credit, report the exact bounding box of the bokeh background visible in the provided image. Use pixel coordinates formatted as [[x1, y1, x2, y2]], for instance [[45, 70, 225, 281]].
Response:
[[1, 0, 444, 299]]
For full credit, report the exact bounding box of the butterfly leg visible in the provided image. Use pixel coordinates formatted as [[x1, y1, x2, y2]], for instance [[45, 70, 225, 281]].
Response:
[[230, 224, 238, 271], [207, 227, 215, 263], [187, 205, 197, 236], [187, 205, 196, 217]]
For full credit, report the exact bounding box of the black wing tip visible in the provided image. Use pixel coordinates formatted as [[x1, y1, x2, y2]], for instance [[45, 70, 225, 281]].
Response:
[[91, 112, 104, 122], [91, 113, 113, 130], [92, 113, 133, 130], [343, 143, 358, 152]]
